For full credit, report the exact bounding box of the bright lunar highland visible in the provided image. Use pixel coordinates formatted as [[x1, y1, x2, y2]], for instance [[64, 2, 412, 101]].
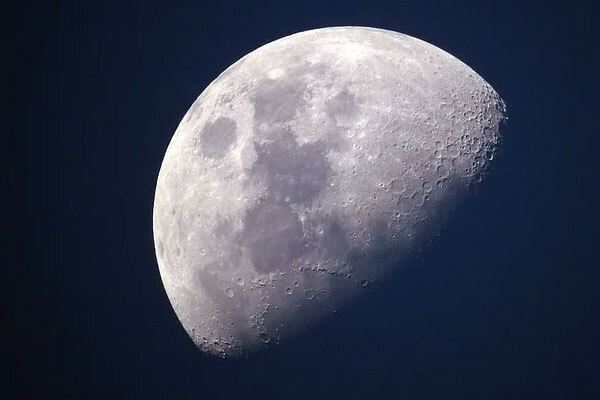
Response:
[[153, 27, 506, 357]]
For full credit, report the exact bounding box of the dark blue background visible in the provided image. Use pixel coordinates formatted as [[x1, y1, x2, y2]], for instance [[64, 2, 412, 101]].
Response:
[[6, 1, 599, 399]]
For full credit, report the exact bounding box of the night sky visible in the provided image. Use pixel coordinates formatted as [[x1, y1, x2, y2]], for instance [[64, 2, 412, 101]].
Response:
[[6, 1, 599, 399]]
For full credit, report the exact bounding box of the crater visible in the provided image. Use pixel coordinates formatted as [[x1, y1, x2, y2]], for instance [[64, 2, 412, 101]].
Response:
[[239, 200, 305, 273], [198, 117, 237, 159]]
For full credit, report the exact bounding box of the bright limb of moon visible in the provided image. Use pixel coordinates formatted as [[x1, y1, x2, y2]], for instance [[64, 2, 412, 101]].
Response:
[[153, 26, 506, 357]]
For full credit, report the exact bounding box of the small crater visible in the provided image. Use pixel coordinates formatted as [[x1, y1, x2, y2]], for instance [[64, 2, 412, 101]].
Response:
[[259, 332, 271, 344], [422, 181, 433, 193]]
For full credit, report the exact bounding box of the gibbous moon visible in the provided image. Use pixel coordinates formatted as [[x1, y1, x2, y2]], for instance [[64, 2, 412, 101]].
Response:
[[153, 26, 506, 357]]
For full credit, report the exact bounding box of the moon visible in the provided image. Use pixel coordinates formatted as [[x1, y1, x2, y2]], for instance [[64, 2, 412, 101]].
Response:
[[153, 26, 506, 357]]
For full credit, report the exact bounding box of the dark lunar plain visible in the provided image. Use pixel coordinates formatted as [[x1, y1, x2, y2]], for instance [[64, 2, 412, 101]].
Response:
[[5, 1, 599, 399]]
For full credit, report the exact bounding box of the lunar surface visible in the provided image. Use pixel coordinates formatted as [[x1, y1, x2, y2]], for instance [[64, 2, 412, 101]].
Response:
[[153, 26, 506, 357]]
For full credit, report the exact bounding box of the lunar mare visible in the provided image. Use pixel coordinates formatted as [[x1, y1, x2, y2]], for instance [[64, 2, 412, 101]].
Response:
[[153, 27, 506, 357]]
